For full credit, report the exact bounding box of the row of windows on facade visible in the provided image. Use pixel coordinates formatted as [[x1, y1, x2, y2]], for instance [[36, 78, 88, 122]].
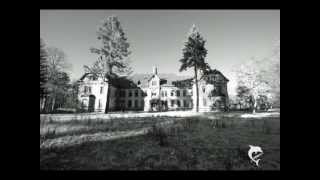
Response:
[[82, 98, 210, 110], [121, 99, 192, 108], [169, 99, 192, 108], [155, 89, 190, 97], [83, 86, 104, 94], [83, 86, 144, 97], [83, 86, 192, 98], [81, 99, 105, 109]]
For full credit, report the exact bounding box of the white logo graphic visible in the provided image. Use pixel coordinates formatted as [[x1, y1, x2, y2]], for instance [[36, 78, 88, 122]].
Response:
[[248, 145, 263, 167]]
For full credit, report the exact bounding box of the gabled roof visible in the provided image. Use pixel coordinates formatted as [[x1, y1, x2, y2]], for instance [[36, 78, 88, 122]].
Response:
[[79, 73, 91, 81], [78, 73, 139, 89], [203, 69, 229, 82], [109, 76, 139, 89], [172, 78, 194, 88]]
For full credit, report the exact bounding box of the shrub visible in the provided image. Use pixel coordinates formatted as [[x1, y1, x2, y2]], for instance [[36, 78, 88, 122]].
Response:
[[147, 124, 169, 146], [40, 126, 57, 145]]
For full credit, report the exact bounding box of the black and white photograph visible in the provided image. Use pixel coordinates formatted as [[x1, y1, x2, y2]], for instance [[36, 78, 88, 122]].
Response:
[[40, 9, 280, 170]]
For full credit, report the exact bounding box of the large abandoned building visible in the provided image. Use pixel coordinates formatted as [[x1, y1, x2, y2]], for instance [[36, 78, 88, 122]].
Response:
[[77, 67, 229, 112]]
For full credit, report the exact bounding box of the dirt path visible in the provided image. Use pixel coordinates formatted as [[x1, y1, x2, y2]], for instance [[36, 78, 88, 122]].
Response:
[[40, 111, 198, 122], [40, 118, 179, 150], [40, 127, 151, 149]]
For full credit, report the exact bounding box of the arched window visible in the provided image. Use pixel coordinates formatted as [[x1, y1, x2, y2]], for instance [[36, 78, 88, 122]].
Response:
[[171, 90, 175, 96]]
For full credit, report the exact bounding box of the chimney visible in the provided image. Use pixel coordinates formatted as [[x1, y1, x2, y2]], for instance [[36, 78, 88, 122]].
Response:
[[153, 66, 158, 75]]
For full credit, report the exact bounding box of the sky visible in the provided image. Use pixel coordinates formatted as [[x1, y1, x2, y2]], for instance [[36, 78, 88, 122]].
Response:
[[40, 10, 280, 95]]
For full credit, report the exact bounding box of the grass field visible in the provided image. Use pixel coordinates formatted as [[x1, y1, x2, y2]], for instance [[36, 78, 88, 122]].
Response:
[[40, 111, 280, 170]]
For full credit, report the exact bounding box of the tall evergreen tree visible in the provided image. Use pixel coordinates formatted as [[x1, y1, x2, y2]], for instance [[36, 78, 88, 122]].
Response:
[[84, 15, 131, 113], [179, 25, 210, 112], [40, 38, 48, 111]]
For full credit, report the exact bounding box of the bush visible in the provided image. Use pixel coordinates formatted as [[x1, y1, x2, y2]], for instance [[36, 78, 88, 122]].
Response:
[[40, 126, 57, 145], [147, 124, 169, 146]]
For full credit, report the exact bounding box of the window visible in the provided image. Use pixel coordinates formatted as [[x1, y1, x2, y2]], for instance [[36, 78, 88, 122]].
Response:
[[171, 90, 174, 96], [217, 86, 222, 95], [128, 100, 132, 108], [171, 100, 175, 107], [177, 100, 181, 107], [135, 90, 139, 97], [165, 91, 167, 97], [203, 98, 207, 106], [184, 100, 188, 107], [100, 87, 103, 94], [85, 86, 91, 93], [119, 90, 125, 97], [98, 99, 102, 109], [176, 90, 180, 97], [202, 86, 205, 93], [183, 90, 187, 96], [128, 90, 132, 97], [135, 100, 138, 108], [84, 86, 91, 93], [152, 81, 157, 86], [82, 99, 88, 107]]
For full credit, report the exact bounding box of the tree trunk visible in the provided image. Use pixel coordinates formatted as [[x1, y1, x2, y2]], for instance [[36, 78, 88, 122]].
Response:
[[40, 98, 43, 112], [51, 97, 56, 112], [104, 63, 112, 114], [194, 66, 199, 112], [252, 96, 257, 113], [40, 97, 46, 112], [105, 84, 111, 113]]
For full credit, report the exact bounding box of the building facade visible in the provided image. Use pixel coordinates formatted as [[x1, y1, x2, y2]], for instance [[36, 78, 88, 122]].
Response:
[[77, 67, 229, 113]]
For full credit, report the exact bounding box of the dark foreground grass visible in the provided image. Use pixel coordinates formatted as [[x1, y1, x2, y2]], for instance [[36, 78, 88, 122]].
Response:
[[40, 114, 280, 170]]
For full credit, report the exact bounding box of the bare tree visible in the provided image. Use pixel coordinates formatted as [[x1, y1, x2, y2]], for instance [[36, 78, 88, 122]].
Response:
[[45, 47, 72, 112], [40, 38, 48, 112]]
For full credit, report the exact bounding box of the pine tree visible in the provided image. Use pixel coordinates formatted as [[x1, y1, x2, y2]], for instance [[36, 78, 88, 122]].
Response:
[[179, 25, 210, 112], [40, 38, 48, 111], [84, 15, 131, 113]]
